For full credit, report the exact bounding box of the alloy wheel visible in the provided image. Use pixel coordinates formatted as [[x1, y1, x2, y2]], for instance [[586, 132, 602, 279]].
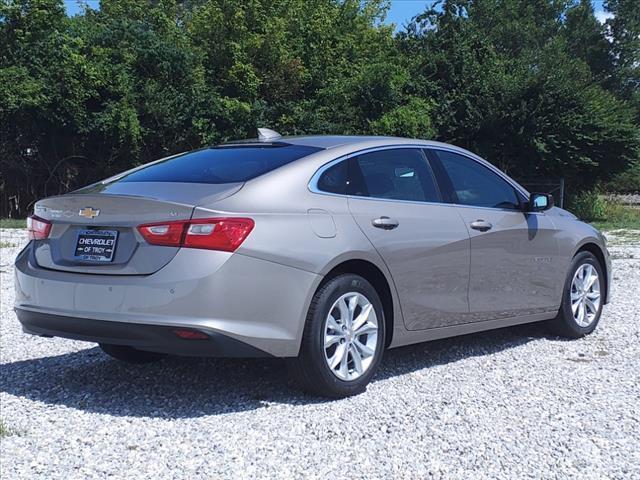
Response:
[[323, 292, 379, 381], [570, 263, 601, 327]]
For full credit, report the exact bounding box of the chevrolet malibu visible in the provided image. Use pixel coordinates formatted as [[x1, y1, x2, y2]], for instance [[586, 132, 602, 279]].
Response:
[[14, 131, 611, 397]]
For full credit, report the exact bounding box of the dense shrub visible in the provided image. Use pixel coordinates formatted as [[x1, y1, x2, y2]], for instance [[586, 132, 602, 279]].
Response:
[[568, 190, 609, 221]]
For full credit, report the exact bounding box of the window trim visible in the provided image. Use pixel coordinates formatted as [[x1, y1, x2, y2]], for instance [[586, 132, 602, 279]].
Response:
[[308, 144, 533, 212]]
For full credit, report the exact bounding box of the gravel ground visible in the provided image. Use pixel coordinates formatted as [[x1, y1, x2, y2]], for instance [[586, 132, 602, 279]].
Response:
[[1, 228, 639, 479], [606, 194, 640, 206]]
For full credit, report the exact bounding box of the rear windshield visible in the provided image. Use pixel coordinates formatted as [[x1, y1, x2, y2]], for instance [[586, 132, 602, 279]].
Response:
[[114, 144, 322, 184]]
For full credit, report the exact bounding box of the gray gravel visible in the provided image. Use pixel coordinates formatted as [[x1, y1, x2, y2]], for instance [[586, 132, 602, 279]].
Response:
[[1, 228, 639, 479], [606, 194, 640, 206]]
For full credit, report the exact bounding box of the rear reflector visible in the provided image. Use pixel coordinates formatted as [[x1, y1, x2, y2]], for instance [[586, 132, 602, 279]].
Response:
[[173, 329, 209, 340], [27, 215, 52, 240], [137, 217, 254, 252]]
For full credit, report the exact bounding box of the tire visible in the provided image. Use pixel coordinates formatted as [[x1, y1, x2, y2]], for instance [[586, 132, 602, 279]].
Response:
[[289, 274, 386, 398], [99, 343, 166, 364], [548, 251, 605, 338]]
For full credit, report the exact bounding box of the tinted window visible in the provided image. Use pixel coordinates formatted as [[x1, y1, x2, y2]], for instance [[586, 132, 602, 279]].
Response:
[[115, 144, 322, 184], [434, 150, 521, 209], [317, 161, 348, 194], [350, 149, 439, 202]]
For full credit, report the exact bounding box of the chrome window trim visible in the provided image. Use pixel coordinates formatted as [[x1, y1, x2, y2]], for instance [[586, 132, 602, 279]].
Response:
[[307, 144, 539, 214]]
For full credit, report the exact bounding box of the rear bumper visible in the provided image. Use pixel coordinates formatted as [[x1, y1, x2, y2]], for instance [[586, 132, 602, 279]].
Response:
[[14, 243, 321, 357], [16, 308, 271, 357]]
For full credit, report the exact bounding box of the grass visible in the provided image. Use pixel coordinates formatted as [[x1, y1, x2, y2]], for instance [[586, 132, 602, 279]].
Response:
[[565, 190, 640, 232], [0, 218, 25, 229], [0, 241, 16, 248], [590, 204, 640, 232], [0, 420, 11, 438]]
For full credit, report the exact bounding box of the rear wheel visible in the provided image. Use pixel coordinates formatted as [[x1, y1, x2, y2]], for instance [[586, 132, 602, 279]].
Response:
[[549, 251, 604, 338], [99, 343, 165, 364], [289, 274, 386, 398]]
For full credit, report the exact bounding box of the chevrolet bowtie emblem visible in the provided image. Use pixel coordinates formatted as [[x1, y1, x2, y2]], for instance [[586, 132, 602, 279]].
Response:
[[79, 207, 100, 219]]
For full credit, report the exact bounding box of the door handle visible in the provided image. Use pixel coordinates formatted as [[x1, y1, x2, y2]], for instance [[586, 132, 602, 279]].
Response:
[[470, 220, 492, 232], [372, 216, 399, 230]]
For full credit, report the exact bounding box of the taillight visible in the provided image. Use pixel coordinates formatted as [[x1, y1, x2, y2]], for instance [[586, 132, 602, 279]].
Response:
[[183, 218, 254, 251], [27, 215, 52, 240], [137, 222, 184, 247], [137, 218, 254, 252]]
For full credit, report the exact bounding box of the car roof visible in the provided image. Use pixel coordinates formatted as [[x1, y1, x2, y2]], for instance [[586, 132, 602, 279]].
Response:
[[223, 134, 460, 151], [275, 135, 455, 150]]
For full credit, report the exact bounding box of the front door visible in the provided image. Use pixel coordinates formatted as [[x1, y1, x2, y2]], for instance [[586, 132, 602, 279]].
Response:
[[428, 148, 562, 320]]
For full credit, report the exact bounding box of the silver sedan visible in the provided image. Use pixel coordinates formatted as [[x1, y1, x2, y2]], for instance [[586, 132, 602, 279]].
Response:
[[15, 130, 611, 397]]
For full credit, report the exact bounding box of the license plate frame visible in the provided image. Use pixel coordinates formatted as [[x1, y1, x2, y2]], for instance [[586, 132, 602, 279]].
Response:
[[74, 229, 119, 262]]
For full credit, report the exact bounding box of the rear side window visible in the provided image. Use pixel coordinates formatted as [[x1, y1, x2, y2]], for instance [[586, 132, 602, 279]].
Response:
[[350, 149, 440, 202], [433, 150, 521, 209], [317, 161, 348, 194], [115, 144, 322, 184]]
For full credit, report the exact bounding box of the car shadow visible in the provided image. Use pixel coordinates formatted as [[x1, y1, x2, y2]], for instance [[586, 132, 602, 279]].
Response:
[[0, 323, 552, 418]]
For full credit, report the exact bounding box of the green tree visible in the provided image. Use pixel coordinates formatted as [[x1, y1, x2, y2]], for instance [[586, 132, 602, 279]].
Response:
[[1, 0, 84, 212], [1, 0, 638, 216], [402, 0, 638, 185], [605, 0, 640, 103], [564, 0, 613, 84]]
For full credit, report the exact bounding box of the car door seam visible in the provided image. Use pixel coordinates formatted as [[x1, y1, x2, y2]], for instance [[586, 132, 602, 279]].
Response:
[[452, 206, 473, 315], [346, 196, 408, 330]]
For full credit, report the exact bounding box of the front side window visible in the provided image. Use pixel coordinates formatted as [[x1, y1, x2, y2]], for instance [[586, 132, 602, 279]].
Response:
[[433, 150, 521, 210], [349, 149, 440, 202]]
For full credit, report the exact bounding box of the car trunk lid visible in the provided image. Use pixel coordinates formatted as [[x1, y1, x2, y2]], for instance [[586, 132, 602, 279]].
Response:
[[31, 183, 242, 275]]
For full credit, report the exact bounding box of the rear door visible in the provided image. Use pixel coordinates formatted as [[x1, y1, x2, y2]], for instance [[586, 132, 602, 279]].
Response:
[[427, 148, 562, 320], [344, 148, 471, 330]]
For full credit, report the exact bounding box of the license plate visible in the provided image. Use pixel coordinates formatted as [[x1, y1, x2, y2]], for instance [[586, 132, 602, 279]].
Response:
[[74, 229, 118, 262]]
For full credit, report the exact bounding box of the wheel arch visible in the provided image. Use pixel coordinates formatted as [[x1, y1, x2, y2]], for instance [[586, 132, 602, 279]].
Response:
[[575, 241, 609, 304], [319, 259, 397, 348]]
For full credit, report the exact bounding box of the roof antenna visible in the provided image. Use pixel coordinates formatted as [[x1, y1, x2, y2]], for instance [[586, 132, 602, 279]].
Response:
[[257, 128, 282, 142]]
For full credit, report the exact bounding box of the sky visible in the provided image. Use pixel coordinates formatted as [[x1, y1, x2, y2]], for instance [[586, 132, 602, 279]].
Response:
[[385, 0, 610, 30], [64, 0, 612, 25]]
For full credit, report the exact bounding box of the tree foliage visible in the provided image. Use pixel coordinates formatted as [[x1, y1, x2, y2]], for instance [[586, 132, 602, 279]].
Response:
[[1, 0, 638, 216]]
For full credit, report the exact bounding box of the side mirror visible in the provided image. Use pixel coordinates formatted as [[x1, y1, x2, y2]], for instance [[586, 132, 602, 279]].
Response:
[[528, 193, 554, 212]]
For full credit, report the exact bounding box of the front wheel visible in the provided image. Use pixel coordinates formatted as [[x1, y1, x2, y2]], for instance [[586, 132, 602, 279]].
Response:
[[289, 274, 386, 398], [548, 251, 605, 338]]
